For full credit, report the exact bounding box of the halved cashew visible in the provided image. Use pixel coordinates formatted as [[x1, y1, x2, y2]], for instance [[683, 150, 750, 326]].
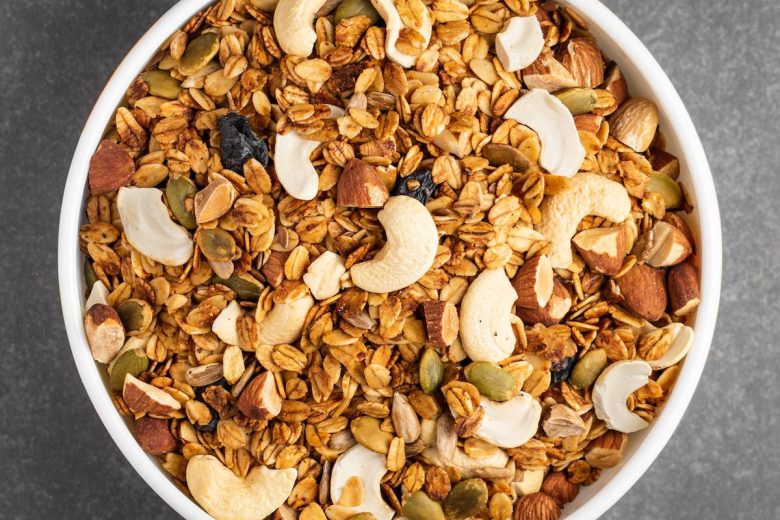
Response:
[[84, 280, 109, 311], [449, 395, 541, 449], [350, 196, 438, 293], [495, 17, 545, 72], [536, 172, 631, 269], [257, 291, 315, 345], [275, 105, 344, 200], [593, 360, 652, 433], [186, 455, 297, 520], [303, 251, 346, 300], [117, 187, 194, 266], [331, 444, 395, 520], [504, 89, 585, 177], [459, 269, 518, 363], [642, 322, 693, 370], [273, 0, 328, 57], [371, 0, 432, 68], [421, 446, 509, 477], [212, 300, 242, 345]]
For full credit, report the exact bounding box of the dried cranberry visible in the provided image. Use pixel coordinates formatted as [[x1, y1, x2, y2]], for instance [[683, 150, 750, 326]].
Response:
[[392, 168, 436, 204], [219, 113, 268, 172], [551, 355, 577, 385]]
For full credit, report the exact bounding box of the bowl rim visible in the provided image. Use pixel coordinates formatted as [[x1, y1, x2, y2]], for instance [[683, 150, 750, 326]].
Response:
[[58, 1, 722, 519]]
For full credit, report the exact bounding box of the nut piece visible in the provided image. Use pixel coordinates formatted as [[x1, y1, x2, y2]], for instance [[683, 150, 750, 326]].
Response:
[[350, 196, 438, 293], [572, 226, 627, 276], [194, 175, 237, 223], [84, 280, 110, 311], [330, 444, 394, 520], [558, 37, 605, 88], [187, 454, 297, 520], [134, 416, 177, 455], [513, 469, 545, 497], [514, 493, 561, 520], [422, 301, 459, 348], [592, 360, 652, 433], [668, 262, 700, 316], [602, 65, 629, 108], [609, 97, 659, 152], [459, 268, 519, 363], [640, 322, 694, 370], [542, 404, 586, 439], [237, 372, 282, 419], [256, 286, 315, 345], [84, 304, 125, 363], [469, 394, 541, 449], [371, 0, 432, 68], [536, 172, 631, 269], [122, 374, 182, 414], [88, 140, 135, 195], [116, 187, 194, 266], [495, 16, 545, 72], [651, 148, 681, 179], [262, 250, 289, 288], [515, 278, 572, 326], [635, 221, 692, 267], [337, 159, 389, 208], [540, 472, 579, 506], [615, 263, 667, 321], [212, 300, 242, 345], [504, 89, 585, 177], [512, 255, 554, 309], [303, 251, 347, 300], [585, 430, 627, 468], [273, 0, 329, 57], [522, 49, 578, 92]]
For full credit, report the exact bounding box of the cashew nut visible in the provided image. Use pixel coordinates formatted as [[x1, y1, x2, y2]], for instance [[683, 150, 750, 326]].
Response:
[[275, 105, 344, 200], [495, 17, 545, 72], [504, 88, 585, 177], [449, 395, 541, 449], [459, 269, 519, 363], [116, 187, 193, 266], [186, 455, 297, 520], [212, 299, 242, 345], [536, 172, 631, 269], [273, 0, 328, 57], [513, 469, 545, 497], [303, 251, 346, 300], [371, 0, 432, 68], [642, 322, 693, 370], [257, 291, 315, 345], [331, 444, 395, 520], [592, 360, 652, 433], [350, 196, 438, 293], [421, 445, 509, 477], [84, 280, 109, 312]]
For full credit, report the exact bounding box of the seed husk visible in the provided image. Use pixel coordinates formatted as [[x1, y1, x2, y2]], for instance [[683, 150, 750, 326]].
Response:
[[403, 491, 445, 520], [116, 298, 153, 334], [570, 348, 608, 389], [443, 478, 488, 520], [464, 361, 515, 402], [166, 175, 198, 230], [140, 70, 181, 100], [481, 144, 530, 172], [179, 32, 220, 76], [197, 228, 236, 263], [645, 172, 682, 208], [350, 416, 393, 454], [185, 363, 224, 387], [334, 0, 382, 25], [108, 348, 149, 391], [419, 349, 444, 395], [554, 88, 598, 115], [212, 274, 262, 300]]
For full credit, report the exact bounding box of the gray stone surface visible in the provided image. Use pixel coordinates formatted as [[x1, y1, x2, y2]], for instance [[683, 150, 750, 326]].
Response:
[[0, 0, 778, 518]]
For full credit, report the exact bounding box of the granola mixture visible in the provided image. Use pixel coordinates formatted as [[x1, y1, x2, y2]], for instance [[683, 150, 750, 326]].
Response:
[[79, 0, 701, 519]]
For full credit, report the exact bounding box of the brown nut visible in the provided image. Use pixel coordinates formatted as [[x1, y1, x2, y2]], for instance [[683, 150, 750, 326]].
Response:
[[512, 255, 554, 309], [615, 263, 667, 321], [84, 304, 125, 363], [668, 261, 700, 317], [585, 430, 627, 468], [515, 278, 572, 326], [122, 374, 182, 414], [572, 226, 627, 276], [88, 140, 135, 195], [634, 221, 692, 267], [651, 148, 681, 179], [557, 37, 605, 88], [422, 300, 459, 349], [262, 250, 291, 288], [237, 372, 282, 419], [135, 416, 178, 455], [601, 64, 628, 108], [336, 158, 389, 208], [521, 49, 577, 92], [540, 472, 580, 506], [194, 175, 237, 223], [513, 492, 561, 520], [609, 97, 659, 152]]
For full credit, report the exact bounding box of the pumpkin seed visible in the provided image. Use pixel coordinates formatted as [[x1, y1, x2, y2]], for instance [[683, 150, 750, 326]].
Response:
[[140, 70, 181, 100], [116, 299, 153, 334], [646, 172, 682, 208], [481, 143, 530, 172], [334, 0, 382, 25], [197, 228, 236, 263], [179, 32, 220, 76], [570, 348, 608, 389], [419, 349, 444, 395], [464, 361, 515, 401], [443, 479, 488, 520], [108, 348, 148, 390], [403, 491, 445, 520], [350, 416, 393, 454], [84, 259, 98, 288], [554, 88, 598, 115], [166, 175, 198, 230], [212, 274, 262, 300]]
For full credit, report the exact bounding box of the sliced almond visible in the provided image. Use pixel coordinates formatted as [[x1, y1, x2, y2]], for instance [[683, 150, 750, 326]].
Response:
[[609, 97, 659, 152], [511, 255, 554, 309], [572, 226, 627, 276], [123, 374, 182, 414], [668, 262, 700, 316], [194, 175, 237, 224], [336, 158, 389, 208], [237, 372, 282, 419], [635, 221, 692, 267]]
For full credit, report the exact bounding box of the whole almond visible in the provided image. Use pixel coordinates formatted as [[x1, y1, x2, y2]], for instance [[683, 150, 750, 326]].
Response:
[[135, 416, 178, 455], [88, 140, 135, 195], [616, 263, 667, 321], [540, 472, 580, 506], [609, 97, 659, 152], [668, 262, 700, 316], [336, 158, 389, 208], [558, 38, 605, 88], [514, 492, 561, 520]]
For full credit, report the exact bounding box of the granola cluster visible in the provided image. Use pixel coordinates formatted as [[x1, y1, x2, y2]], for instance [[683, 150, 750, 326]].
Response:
[[79, 1, 701, 519]]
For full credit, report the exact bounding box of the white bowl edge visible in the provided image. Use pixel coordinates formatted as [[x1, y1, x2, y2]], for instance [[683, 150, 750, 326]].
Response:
[[57, 1, 722, 519]]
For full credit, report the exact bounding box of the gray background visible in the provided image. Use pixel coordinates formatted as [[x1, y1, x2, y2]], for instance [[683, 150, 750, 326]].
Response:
[[0, 0, 778, 518]]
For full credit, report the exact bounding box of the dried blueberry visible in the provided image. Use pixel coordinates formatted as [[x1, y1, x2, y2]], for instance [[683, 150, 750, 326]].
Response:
[[218, 113, 268, 172], [392, 168, 436, 204], [551, 355, 578, 385]]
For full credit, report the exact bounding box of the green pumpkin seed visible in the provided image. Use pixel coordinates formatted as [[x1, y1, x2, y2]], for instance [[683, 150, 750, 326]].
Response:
[[646, 172, 682, 208], [403, 491, 445, 520], [464, 361, 515, 401], [350, 416, 393, 454], [419, 349, 444, 395], [571, 348, 608, 389], [554, 88, 598, 115], [140, 70, 181, 100], [84, 259, 98, 288], [197, 228, 236, 263], [179, 32, 220, 76], [108, 348, 149, 391], [116, 299, 153, 334], [212, 274, 262, 300], [334, 0, 382, 25], [166, 175, 198, 230], [444, 479, 488, 520]]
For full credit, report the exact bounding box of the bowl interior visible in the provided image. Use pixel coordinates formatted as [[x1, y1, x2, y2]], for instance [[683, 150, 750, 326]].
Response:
[[58, 1, 721, 519]]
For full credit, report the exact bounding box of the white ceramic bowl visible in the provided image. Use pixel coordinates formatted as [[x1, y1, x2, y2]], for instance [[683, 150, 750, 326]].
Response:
[[58, 1, 722, 518]]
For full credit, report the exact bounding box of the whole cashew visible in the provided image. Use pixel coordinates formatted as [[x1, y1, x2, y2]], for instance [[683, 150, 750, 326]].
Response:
[[273, 0, 328, 57], [371, 0, 432, 68], [536, 172, 631, 269], [331, 444, 395, 520], [421, 445, 509, 478], [257, 291, 315, 345], [350, 196, 438, 293], [186, 455, 297, 520], [641, 322, 693, 370], [592, 360, 651, 433], [459, 268, 519, 363]]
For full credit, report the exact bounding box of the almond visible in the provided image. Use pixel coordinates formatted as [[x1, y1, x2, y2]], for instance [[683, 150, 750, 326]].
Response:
[[572, 226, 627, 276], [651, 148, 680, 179], [609, 97, 659, 152], [422, 300, 459, 348], [194, 175, 237, 223], [668, 261, 700, 316], [237, 372, 282, 419], [634, 221, 692, 267], [615, 263, 667, 321], [84, 304, 125, 363], [601, 64, 628, 107], [122, 374, 182, 414], [663, 212, 695, 251], [585, 430, 627, 468], [540, 472, 579, 506], [521, 48, 578, 92], [512, 255, 554, 308], [513, 492, 561, 520], [336, 158, 389, 208], [557, 37, 604, 88], [515, 278, 571, 326], [134, 416, 178, 455], [262, 250, 290, 288], [573, 114, 603, 134], [88, 140, 135, 195]]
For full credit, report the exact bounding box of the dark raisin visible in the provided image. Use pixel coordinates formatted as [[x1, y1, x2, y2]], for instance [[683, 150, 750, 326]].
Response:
[[218, 113, 268, 172], [551, 355, 578, 385], [392, 168, 436, 204], [193, 406, 218, 433]]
